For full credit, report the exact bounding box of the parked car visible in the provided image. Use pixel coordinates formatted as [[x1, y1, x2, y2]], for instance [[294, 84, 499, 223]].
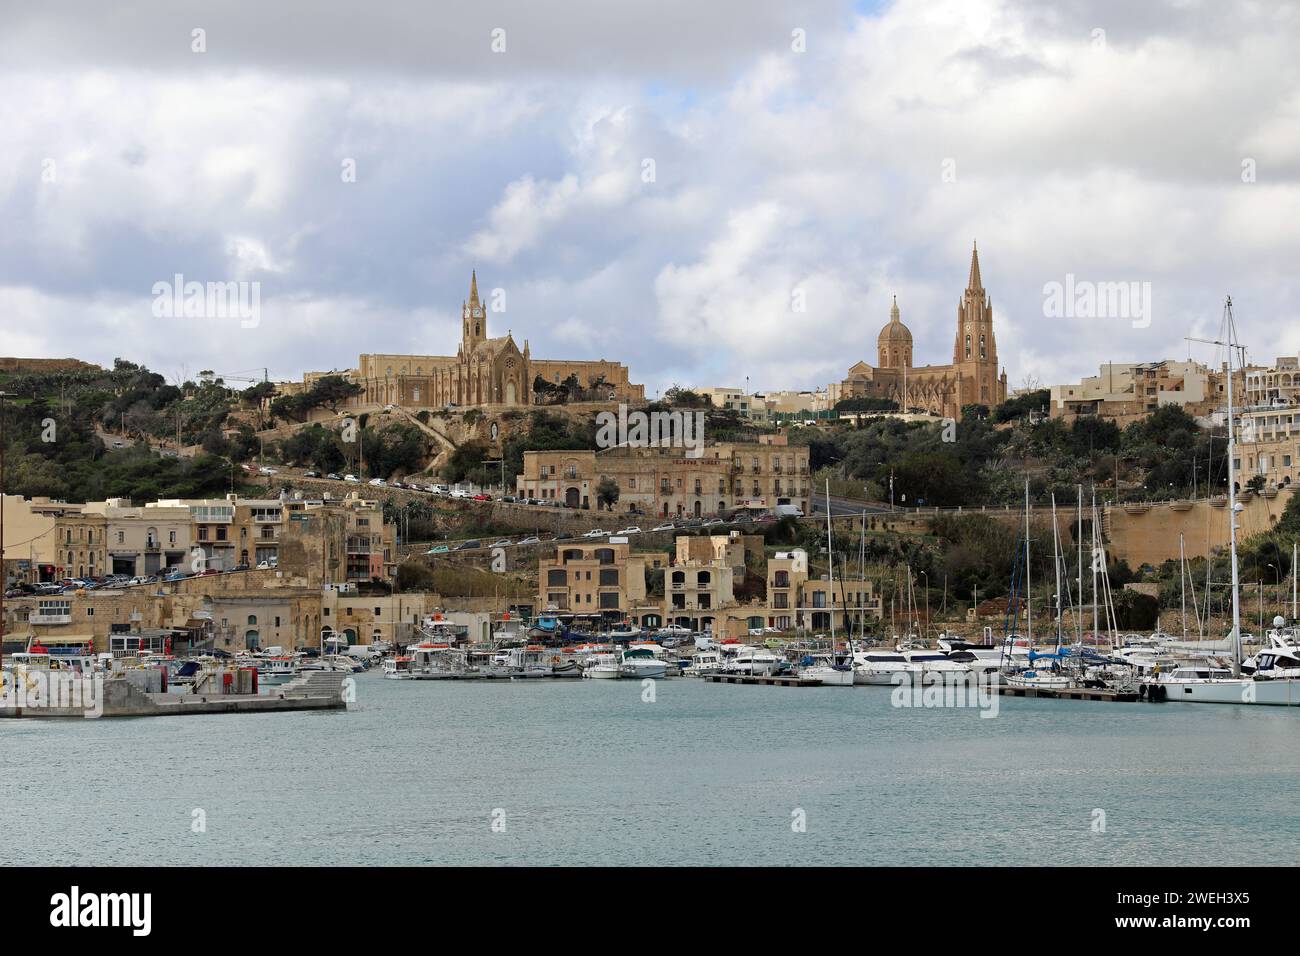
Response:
[[326, 473, 343, 480], [582, 529, 607, 538], [258, 466, 277, 475], [425, 544, 450, 555], [200, 568, 220, 576], [232, 563, 251, 572], [257, 558, 278, 569], [500, 495, 517, 503], [553, 532, 573, 541], [472, 493, 491, 501], [651, 522, 675, 532], [303, 471, 319, 478], [368, 478, 387, 486], [454, 540, 482, 551], [344, 474, 360, 483], [517, 536, 542, 545], [489, 539, 513, 548], [616, 526, 642, 535]]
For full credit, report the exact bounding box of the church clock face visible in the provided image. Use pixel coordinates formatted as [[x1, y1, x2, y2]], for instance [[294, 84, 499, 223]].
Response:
[[473, 307, 482, 318]]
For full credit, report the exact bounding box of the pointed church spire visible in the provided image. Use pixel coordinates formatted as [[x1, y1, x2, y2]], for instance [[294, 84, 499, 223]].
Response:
[[890, 294, 900, 322], [967, 241, 982, 291], [469, 269, 480, 307]]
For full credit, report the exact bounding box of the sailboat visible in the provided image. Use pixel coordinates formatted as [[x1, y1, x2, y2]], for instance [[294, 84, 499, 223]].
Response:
[[1005, 482, 1074, 689], [1144, 297, 1300, 706], [801, 479, 855, 686]]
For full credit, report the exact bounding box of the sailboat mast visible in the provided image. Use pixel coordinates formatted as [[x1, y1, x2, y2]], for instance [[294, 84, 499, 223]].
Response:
[[1179, 533, 1188, 640], [1024, 479, 1032, 645], [1293, 541, 1297, 624], [1223, 296, 1244, 676], [1076, 484, 1084, 644], [1091, 489, 1099, 646], [1051, 492, 1062, 648], [825, 479, 835, 651]]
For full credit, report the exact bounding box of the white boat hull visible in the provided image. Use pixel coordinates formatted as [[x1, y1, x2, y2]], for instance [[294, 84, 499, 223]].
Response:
[[1151, 677, 1300, 706], [802, 666, 855, 686]]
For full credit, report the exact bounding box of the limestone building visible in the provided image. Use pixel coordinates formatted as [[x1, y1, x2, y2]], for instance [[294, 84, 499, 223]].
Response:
[[838, 244, 1008, 418], [309, 273, 643, 410]]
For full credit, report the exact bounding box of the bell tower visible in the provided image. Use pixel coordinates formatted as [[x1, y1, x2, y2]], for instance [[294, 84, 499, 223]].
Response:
[[953, 242, 996, 368], [462, 270, 486, 353]]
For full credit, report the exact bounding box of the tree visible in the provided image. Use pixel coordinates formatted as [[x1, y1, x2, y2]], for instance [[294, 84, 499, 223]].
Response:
[[596, 476, 620, 511]]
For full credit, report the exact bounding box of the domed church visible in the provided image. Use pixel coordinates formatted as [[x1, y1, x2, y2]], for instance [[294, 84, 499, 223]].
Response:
[[838, 243, 1008, 419]]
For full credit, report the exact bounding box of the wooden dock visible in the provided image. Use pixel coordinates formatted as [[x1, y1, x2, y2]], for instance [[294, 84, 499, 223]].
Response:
[[997, 684, 1139, 703], [706, 674, 822, 687]]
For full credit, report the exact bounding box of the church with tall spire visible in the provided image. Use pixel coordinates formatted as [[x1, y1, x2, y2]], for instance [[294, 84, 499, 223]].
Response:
[[837, 243, 1008, 418], [316, 272, 643, 410]]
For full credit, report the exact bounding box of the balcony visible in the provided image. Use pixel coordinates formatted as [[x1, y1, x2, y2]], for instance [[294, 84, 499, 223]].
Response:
[[30, 613, 72, 625]]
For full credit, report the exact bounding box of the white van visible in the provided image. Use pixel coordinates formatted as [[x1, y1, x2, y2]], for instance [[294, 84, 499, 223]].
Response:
[[774, 504, 804, 518]]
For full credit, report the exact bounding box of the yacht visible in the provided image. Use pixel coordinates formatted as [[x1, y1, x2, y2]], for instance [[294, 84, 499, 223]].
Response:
[[852, 649, 919, 685], [1139, 300, 1300, 707], [902, 648, 971, 683], [583, 652, 622, 679], [619, 646, 668, 679], [799, 651, 855, 686], [720, 645, 783, 676]]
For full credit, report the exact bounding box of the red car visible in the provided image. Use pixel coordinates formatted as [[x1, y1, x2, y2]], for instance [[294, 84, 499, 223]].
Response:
[[472, 493, 492, 501]]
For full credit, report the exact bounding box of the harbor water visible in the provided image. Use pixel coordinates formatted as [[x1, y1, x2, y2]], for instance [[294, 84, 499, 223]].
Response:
[[3, 674, 1297, 866]]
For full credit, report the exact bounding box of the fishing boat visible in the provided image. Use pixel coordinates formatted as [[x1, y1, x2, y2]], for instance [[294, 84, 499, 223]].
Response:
[[684, 649, 723, 676], [382, 655, 416, 679]]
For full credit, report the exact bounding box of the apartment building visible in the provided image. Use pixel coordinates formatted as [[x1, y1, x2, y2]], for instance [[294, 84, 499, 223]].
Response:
[[673, 531, 763, 572], [1, 495, 67, 585], [1050, 360, 1231, 426], [537, 540, 648, 618], [665, 560, 735, 618], [764, 548, 881, 632], [1236, 405, 1299, 489], [765, 549, 809, 630], [516, 435, 811, 517]]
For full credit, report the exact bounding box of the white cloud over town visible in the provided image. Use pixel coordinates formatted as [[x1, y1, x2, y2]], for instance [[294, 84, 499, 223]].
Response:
[[2, 0, 1299, 395]]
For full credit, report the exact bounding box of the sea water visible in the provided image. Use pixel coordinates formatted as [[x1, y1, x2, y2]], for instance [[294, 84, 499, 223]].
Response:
[[2, 674, 1296, 866]]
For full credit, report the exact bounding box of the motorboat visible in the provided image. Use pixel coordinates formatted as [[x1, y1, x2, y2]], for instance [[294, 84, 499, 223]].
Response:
[[382, 655, 416, 679], [583, 652, 622, 679], [619, 646, 668, 679], [799, 652, 854, 686], [684, 650, 723, 676], [720, 644, 783, 676], [852, 649, 919, 685]]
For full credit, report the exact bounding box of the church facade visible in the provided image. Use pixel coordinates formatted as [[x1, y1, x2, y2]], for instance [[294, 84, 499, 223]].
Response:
[[837, 244, 1008, 419], [310, 273, 643, 409]]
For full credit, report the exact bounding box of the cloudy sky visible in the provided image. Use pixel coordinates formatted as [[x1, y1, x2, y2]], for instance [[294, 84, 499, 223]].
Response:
[[3, 0, 1300, 396]]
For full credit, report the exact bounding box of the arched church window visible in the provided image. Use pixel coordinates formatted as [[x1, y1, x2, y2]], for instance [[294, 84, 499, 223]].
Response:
[[979, 335, 986, 359], [965, 335, 971, 359]]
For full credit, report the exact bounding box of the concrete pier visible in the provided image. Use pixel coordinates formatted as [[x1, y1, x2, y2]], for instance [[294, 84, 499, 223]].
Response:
[[0, 671, 349, 718]]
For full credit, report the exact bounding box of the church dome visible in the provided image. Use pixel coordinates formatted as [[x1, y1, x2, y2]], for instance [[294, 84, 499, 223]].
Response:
[[877, 297, 912, 349]]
